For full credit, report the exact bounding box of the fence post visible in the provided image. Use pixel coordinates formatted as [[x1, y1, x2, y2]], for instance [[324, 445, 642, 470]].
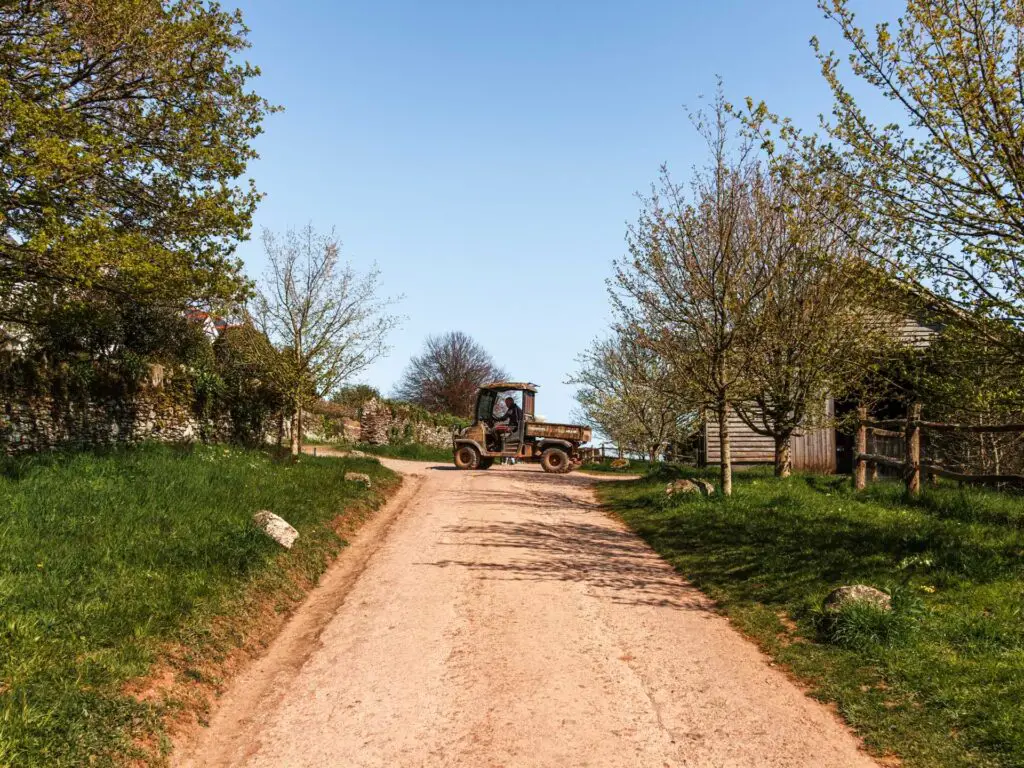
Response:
[[865, 418, 878, 483], [854, 405, 867, 490], [905, 402, 922, 496]]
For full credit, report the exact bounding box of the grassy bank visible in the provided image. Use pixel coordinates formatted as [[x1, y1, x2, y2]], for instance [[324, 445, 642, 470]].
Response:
[[352, 442, 453, 463], [597, 467, 1024, 768], [579, 458, 657, 474], [0, 444, 398, 767]]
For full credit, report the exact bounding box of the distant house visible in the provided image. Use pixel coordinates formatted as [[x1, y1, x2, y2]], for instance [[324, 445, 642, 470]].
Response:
[[697, 312, 944, 473], [184, 309, 240, 340]]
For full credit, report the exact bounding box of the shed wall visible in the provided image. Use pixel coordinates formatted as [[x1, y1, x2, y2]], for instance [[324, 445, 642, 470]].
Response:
[[704, 401, 836, 472]]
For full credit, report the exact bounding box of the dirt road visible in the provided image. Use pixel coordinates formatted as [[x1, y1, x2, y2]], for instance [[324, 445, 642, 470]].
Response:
[[177, 460, 878, 768]]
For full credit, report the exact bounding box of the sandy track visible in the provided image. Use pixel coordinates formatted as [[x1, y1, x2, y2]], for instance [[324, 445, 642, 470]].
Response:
[[176, 460, 877, 768]]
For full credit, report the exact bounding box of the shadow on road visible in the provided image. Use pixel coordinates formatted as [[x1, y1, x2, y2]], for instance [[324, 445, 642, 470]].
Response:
[[421, 474, 711, 612]]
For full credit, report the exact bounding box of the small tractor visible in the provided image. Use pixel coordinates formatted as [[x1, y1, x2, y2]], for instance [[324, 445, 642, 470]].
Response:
[[452, 382, 592, 473]]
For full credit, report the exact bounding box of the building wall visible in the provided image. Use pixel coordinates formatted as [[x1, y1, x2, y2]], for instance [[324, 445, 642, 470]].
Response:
[[703, 401, 836, 472]]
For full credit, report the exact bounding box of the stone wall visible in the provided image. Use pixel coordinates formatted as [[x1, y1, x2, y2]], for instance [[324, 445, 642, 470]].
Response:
[[358, 398, 453, 448], [1, 384, 231, 455]]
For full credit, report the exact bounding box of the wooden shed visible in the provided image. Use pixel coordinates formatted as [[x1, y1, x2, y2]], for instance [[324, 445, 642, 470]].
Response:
[[698, 311, 943, 474], [702, 401, 837, 473]]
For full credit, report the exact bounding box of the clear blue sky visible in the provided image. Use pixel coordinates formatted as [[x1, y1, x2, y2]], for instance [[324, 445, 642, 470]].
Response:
[[235, 0, 893, 424]]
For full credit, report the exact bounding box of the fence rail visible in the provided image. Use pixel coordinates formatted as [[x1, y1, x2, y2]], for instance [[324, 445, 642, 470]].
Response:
[[854, 403, 1024, 495]]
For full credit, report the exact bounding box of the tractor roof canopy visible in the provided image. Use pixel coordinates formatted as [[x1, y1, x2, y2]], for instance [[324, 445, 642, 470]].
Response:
[[482, 381, 538, 393]]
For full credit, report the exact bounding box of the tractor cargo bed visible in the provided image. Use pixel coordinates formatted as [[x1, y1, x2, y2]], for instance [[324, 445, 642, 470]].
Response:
[[525, 422, 592, 443]]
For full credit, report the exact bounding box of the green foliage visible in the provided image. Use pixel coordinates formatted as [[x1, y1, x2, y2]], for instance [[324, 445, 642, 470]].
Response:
[[0, 444, 397, 766], [214, 325, 287, 444], [330, 384, 382, 411], [570, 330, 698, 460], [598, 469, 1024, 767], [0, 0, 274, 323]]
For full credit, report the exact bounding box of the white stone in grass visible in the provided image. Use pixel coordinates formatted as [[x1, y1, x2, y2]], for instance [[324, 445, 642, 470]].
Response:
[[253, 510, 299, 550], [823, 585, 892, 613], [348, 450, 367, 458], [345, 471, 372, 488], [666, 479, 699, 496], [693, 479, 716, 496]]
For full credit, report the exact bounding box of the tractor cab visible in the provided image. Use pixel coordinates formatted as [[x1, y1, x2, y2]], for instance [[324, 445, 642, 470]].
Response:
[[473, 382, 537, 456], [453, 381, 592, 473]]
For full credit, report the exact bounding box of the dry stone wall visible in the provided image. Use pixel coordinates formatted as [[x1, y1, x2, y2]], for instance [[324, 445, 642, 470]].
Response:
[[1, 384, 231, 455], [357, 398, 453, 448]]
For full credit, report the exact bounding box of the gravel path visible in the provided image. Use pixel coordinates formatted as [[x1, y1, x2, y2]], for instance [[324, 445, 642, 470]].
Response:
[[176, 459, 878, 768]]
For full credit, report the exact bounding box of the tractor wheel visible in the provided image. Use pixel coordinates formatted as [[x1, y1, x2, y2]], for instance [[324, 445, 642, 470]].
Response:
[[540, 447, 570, 474], [454, 445, 481, 470], [478, 457, 495, 470]]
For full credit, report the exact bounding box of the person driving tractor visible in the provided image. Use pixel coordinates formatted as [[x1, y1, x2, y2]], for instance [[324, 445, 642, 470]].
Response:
[[492, 396, 523, 452]]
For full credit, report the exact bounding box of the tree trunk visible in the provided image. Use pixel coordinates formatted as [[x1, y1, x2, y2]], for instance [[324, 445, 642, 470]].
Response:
[[718, 401, 732, 496], [905, 402, 921, 496], [774, 434, 792, 478], [289, 401, 300, 458]]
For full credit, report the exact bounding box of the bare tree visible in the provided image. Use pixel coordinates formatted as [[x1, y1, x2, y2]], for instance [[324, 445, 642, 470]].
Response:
[[614, 91, 776, 495], [250, 225, 401, 455], [570, 328, 699, 462], [393, 331, 508, 418]]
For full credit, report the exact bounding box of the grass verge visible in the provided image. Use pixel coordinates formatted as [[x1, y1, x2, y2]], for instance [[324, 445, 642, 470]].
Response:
[[579, 458, 657, 474], [596, 466, 1024, 768], [0, 443, 399, 767], [352, 442, 454, 463]]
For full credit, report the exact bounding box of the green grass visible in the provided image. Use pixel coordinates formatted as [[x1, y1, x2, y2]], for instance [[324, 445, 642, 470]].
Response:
[[597, 466, 1024, 768], [0, 444, 398, 767], [579, 458, 657, 474], [352, 442, 454, 463]]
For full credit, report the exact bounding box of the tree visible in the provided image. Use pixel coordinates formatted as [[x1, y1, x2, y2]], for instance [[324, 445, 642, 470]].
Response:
[[614, 92, 776, 495], [0, 0, 272, 334], [733, 158, 890, 477], [249, 225, 401, 456], [570, 328, 698, 462], [393, 331, 508, 418], [751, 0, 1024, 357], [330, 384, 383, 412]]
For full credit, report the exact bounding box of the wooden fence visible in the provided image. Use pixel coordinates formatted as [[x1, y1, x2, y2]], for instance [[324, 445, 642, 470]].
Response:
[[854, 403, 1024, 495]]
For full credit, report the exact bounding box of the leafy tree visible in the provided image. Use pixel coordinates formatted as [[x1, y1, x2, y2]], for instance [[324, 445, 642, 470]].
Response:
[[570, 328, 698, 462], [733, 158, 892, 476], [614, 92, 775, 495], [0, 0, 273, 334], [749, 0, 1024, 359], [330, 384, 383, 412], [249, 225, 401, 456], [393, 331, 508, 418]]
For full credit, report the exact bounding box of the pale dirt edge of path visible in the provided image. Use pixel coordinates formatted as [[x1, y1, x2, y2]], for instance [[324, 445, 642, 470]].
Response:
[[172, 470, 426, 767]]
